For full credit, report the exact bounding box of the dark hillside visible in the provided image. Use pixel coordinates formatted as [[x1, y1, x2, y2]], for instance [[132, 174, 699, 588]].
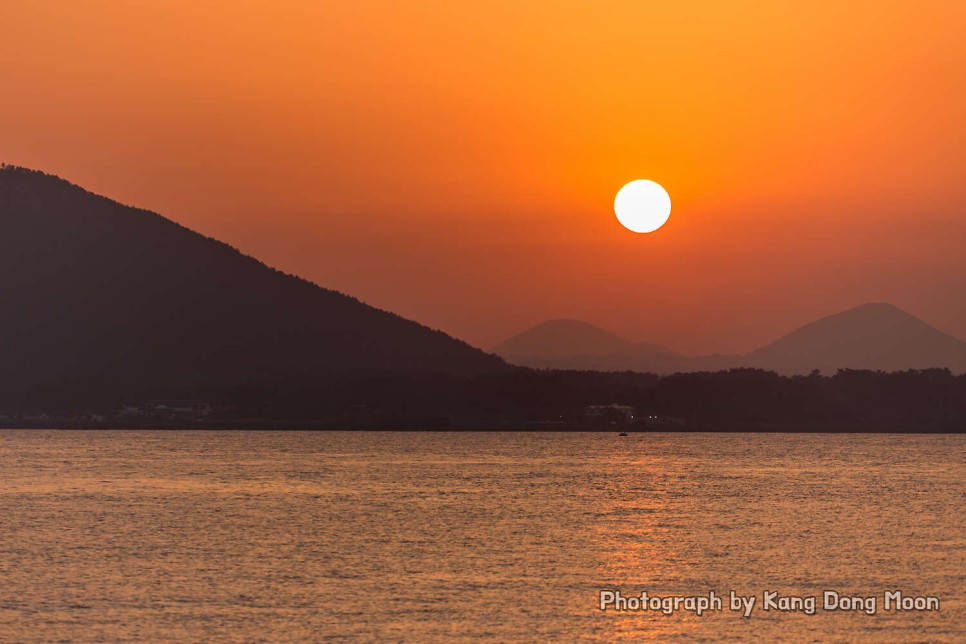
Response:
[[0, 166, 509, 402]]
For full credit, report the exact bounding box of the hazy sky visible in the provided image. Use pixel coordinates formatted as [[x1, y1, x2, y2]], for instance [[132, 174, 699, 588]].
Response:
[[2, 1, 964, 353]]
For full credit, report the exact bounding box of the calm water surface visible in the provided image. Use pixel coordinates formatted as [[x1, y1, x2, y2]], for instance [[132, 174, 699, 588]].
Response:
[[0, 431, 962, 642]]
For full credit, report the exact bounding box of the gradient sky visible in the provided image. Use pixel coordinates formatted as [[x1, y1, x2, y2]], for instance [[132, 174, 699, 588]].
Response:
[[2, 1, 964, 353]]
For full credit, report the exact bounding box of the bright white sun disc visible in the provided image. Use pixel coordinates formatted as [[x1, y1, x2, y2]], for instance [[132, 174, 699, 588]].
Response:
[[614, 180, 671, 233]]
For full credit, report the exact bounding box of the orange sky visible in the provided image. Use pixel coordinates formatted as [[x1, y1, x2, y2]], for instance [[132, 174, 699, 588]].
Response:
[[2, 1, 964, 353]]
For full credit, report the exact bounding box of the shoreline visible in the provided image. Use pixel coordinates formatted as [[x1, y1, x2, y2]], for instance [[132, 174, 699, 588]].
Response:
[[1, 421, 962, 433]]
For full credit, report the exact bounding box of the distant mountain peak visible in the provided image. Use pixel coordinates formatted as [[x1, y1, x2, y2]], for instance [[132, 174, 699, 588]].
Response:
[[843, 301, 910, 316], [494, 320, 632, 357], [493, 319, 697, 372], [531, 318, 615, 330], [745, 303, 965, 374]]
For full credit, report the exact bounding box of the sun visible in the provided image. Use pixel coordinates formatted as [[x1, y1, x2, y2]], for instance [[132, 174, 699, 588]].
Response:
[[614, 180, 671, 233]]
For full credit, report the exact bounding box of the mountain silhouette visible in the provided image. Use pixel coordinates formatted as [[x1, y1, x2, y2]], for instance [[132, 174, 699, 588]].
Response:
[[744, 302, 966, 374], [493, 319, 735, 373], [496, 304, 966, 375], [0, 166, 509, 398]]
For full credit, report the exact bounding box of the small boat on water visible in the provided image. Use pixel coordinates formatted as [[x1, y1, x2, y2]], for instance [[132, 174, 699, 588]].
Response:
[[618, 432, 628, 436]]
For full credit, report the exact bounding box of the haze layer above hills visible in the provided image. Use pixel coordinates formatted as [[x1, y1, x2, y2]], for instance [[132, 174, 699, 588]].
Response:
[[495, 304, 966, 375], [0, 166, 509, 397]]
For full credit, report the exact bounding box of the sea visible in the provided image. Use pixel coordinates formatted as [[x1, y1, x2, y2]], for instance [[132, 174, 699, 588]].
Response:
[[0, 430, 962, 642]]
